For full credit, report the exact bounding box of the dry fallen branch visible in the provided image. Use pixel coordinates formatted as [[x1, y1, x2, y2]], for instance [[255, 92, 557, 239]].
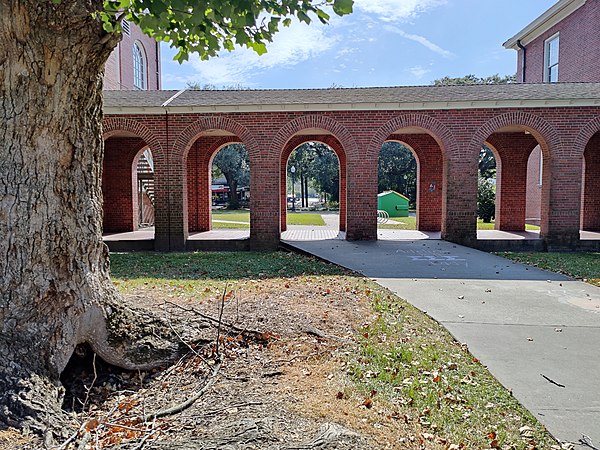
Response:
[[146, 359, 221, 420], [164, 300, 262, 336]]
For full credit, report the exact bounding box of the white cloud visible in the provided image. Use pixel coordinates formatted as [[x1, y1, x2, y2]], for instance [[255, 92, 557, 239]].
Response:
[[409, 66, 430, 78], [353, 0, 447, 22], [185, 20, 337, 85], [384, 26, 453, 58]]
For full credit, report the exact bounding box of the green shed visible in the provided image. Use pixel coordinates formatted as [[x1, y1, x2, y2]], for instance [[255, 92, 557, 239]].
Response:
[[377, 190, 409, 217]]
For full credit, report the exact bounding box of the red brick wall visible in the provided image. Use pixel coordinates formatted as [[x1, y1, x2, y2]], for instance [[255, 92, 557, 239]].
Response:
[[186, 137, 241, 233], [104, 23, 161, 91], [582, 132, 600, 230], [526, 146, 543, 223], [102, 137, 147, 232], [387, 134, 443, 231], [516, 0, 600, 83], [103, 106, 600, 250], [487, 133, 539, 230]]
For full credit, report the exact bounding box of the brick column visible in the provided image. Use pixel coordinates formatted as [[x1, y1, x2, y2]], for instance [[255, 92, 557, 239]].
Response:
[[544, 144, 583, 249], [250, 151, 280, 249], [488, 133, 538, 231], [442, 147, 478, 245], [582, 133, 600, 230], [346, 153, 377, 240], [154, 152, 187, 251]]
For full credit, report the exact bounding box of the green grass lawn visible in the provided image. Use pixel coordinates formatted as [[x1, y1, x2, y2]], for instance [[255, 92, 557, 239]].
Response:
[[379, 217, 540, 231], [211, 210, 325, 227], [477, 219, 540, 231], [109, 251, 555, 448], [498, 252, 600, 287], [378, 216, 417, 230]]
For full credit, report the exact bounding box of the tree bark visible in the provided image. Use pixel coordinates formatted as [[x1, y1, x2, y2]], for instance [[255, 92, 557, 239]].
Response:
[[0, 0, 181, 436], [224, 172, 239, 210]]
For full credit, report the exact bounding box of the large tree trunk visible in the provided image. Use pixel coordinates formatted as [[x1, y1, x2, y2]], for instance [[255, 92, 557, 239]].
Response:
[[224, 173, 240, 210], [0, 0, 180, 436]]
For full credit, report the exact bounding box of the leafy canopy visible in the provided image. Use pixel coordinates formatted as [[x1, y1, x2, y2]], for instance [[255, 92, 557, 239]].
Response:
[[433, 74, 516, 86], [98, 0, 354, 61]]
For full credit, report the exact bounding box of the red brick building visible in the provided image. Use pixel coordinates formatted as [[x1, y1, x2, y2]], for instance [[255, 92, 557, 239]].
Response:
[[504, 0, 600, 224], [104, 20, 161, 91], [102, 84, 600, 251], [504, 0, 600, 84]]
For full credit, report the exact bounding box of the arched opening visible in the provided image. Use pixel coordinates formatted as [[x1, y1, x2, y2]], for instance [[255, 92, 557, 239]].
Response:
[[477, 144, 498, 228], [581, 131, 600, 239], [376, 130, 444, 240], [478, 127, 547, 241], [377, 142, 417, 232], [210, 144, 250, 231], [102, 132, 155, 243], [185, 133, 251, 245], [134, 148, 155, 229], [279, 133, 347, 241]]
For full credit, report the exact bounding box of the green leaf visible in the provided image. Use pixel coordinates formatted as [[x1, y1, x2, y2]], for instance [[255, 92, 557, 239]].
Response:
[[297, 10, 311, 24], [332, 0, 354, 15], [250, 41, 267, 55], [316, 9, 330, 24]]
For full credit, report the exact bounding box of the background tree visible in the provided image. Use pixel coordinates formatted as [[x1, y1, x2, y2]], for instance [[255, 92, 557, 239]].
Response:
[[287, 142, 340, 206], [212, 144, 250, 209], [311, 146, 340, 203], [479, 145, 497, 179], [478, 178, 496, 223], [0, 0, 354, 435], [378, 142, 417, 208], [433, 73, 516, 86]]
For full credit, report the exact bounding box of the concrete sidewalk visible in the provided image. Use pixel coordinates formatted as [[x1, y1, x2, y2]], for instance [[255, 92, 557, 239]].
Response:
[[283, 238, 600, 446]]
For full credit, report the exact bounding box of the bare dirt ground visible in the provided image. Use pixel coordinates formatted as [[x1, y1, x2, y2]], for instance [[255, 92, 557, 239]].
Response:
[[1, 275, 446, 450]]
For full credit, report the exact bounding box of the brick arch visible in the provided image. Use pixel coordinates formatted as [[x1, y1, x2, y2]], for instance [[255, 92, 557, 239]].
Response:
[[473, 112, 560, 236], [469, 111, 560, 159], [102, 117, 163, 155], [368, 114, 456, 159], [173, 116, 258, 160], [271, 116, 354, 236], [186, 136, 243, 233], [279, 135, 347, 232], [269, 115, 358, 157], [575, 116, 600, 155], [577, 117, 600, 231], [102, 121, 157, 234], [383, 134, 444, 232]]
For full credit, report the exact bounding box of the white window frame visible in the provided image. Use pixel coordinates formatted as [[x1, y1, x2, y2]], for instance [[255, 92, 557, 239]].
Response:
[[543, 33, 559, 83], [133, 42, 147, 90]]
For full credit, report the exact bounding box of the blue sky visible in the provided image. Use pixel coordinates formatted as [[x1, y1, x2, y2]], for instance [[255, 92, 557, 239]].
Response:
[[161, 0, 557, 90]]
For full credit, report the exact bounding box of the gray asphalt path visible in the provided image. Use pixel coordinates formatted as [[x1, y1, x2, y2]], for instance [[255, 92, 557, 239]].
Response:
[[284, 238, 600, 446]]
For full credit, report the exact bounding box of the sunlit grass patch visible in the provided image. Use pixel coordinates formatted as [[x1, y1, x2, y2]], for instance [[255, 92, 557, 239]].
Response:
[[498, 252, 600, 287], [347, 288, 555, 448]]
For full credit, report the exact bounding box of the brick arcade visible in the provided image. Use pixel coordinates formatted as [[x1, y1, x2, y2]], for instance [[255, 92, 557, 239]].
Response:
[[101, 84, 600, 252]]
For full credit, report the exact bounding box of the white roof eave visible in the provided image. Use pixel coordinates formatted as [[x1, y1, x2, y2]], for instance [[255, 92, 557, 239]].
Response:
[[503, 0, 587, 50]]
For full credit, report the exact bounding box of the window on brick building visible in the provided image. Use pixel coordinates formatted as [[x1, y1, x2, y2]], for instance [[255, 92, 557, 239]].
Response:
[[133, 42, 146, 90], [544, 34, 559, 83]]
